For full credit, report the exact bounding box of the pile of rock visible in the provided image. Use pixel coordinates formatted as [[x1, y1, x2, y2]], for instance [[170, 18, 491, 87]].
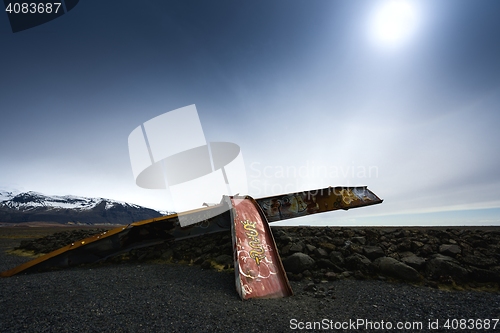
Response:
[[271, 227, 500, 288], [16, 229, 106, 254], [16, 226, 500, 289], [127, 226, 500, 289]]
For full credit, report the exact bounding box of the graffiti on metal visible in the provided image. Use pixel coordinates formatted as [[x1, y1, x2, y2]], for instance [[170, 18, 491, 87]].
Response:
[[257, 186, 382, 222], [230, 197, 293, 299], [240, 219, 266, 265]]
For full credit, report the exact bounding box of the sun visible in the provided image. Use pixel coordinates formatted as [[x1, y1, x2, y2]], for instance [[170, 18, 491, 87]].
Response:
[[370, 0, 419, 47]]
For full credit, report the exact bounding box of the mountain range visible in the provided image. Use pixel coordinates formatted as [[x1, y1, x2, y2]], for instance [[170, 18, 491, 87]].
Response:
[[0, 190, 164, 225]]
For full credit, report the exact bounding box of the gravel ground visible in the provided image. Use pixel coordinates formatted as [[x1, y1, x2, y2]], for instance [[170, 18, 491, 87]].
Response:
[[1, 238, 499, 333]]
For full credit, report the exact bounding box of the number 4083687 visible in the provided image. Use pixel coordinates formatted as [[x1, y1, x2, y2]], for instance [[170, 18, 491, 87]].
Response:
[[5, 2, 62, 14]]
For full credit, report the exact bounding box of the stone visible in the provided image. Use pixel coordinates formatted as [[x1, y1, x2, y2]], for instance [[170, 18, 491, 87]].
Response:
[[316, 259, 335, 269], [401, 255, 426, 270], [329, 251, 344, 265], [431, 254, 456, 261], [302, 270, 312, 278], [193, 256, 204, 265], [419, 244, 434, 256], [331, 264, 346, 273], [410, 241, 424, 252], [314, 248, 329, 258], [352, 237, 366, 245], [426, 255, 469, 282], [354, 270, 366, 280], [461, 255, 496, 268], [397, 239, 412, 252], [373, 257, 421, 282], [280, 244, 291, 255], [202, 243, 215, 252], [345, 253, 372, 274], [317, 242, 336, 252], [439, 244, 461, 257], [349, 243, 364, 254], [340, 271, 351, 279], [305, 244, 316, 253], [303, 282, 317, 292], [161, 249, 174, 261], [470, 267, 500, 283], [282, 252, 315, 274], [215, 254, 233, 267], [363, 246, 385, 260], [201, 260, 211, 269], [289, 242, 304, 253], [399, 251, 415, 258], [331, 238, 345, 246]]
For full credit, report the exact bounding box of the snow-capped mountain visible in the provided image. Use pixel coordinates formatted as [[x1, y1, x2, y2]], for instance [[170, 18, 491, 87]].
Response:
[[2, 191, 145, 212], [0, 191, 163, 225]]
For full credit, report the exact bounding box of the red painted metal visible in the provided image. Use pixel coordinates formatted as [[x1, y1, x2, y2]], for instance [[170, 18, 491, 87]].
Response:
[[229, 196, 293, 300]]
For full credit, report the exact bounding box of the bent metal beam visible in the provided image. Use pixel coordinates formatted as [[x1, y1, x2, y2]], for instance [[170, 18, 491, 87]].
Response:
[[1, 186, 382, 299]]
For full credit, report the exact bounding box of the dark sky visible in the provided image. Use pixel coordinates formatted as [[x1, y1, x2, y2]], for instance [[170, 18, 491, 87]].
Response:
[[1, 0, 500, 224]]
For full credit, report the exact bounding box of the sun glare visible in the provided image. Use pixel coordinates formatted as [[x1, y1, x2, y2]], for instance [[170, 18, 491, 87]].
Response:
[[370, 0, 419, 47]]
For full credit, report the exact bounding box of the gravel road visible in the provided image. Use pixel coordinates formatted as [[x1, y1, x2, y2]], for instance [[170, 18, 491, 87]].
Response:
[[1, 238, 499, 333]]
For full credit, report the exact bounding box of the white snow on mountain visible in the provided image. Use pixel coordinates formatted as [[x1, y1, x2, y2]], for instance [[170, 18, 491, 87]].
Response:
[[0, 191, 146, 212]]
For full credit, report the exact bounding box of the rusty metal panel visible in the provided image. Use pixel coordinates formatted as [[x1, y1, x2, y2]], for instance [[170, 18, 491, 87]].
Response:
[[0, 203, 232, 277], [256, 186, 383, 222], [229, 196, 293, 300]]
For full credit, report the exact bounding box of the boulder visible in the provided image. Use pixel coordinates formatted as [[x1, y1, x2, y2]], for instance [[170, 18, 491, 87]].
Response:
[[470, 267, 500, 283], [314, 248, 329, 258], [419, 244, 434, 256], [273, 229, 292, 244], [352, 236, 366, 245], [215, 254, 233, 267], [426, 254, 469, 282], [401, 255, 426, 270], [316, 258, 335, 269], [282, 252, 315, 274], [289, 242, 304, 253], [345, 253, 372, 273], [331, 238, 345, 246], [305, 244, 316, 253], [329, 251, 344, 265], [363, 246, 385, 260], [439, 244, 461, 257], [410, 241, 424, 252], [461, 255, 497, 268], [373, 257, 421, 282], [317, 242, 336, 252]]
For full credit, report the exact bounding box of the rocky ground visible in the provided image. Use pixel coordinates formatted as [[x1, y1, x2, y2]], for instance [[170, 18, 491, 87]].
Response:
[[2, 226, 499, 332], [12, 226, 500, 292]]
